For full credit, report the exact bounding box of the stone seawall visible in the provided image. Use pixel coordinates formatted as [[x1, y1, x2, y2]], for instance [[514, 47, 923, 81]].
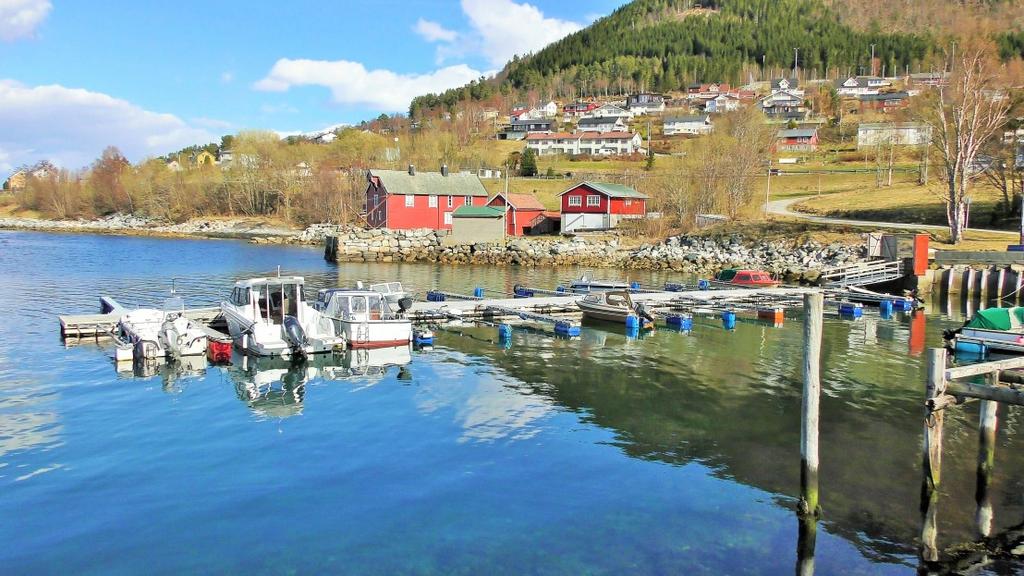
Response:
[[324, 227, 866, 281], [923, 265, 1024, 302]]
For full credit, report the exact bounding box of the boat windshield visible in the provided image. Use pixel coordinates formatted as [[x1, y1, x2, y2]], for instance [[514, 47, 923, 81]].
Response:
[[717, 269, 738, 282], [163, 296, 185, 316], [256, 282, 301, 324]]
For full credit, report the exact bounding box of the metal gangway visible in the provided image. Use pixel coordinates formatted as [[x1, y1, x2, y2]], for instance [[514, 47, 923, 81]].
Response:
[[819, 259, 904, 288]]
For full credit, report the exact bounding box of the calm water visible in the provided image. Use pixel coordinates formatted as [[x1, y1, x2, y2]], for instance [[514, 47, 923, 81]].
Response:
[[2, 230, 1024, 575]]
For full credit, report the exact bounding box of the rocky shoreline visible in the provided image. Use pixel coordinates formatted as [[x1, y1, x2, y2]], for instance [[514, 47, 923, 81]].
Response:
[[324, 227, 866, 282], [0, 213, 330, 242]]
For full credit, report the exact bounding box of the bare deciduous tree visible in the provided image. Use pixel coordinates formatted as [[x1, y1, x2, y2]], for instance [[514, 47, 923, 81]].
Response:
[[920, 47, 1011, 244]]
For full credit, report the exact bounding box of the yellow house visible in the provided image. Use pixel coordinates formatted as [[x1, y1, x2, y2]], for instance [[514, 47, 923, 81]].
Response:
[[3, 169, 27, 191], [192, 150, 216, 166]]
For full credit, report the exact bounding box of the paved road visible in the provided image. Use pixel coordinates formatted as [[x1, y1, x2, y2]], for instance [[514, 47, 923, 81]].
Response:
[[765, 196, 1018, 236]]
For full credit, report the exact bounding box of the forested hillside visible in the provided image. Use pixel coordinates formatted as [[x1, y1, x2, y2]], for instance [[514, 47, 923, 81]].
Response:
[[409, 0, 1021, 117]]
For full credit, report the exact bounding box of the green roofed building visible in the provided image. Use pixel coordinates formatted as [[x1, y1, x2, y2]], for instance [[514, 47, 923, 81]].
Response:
[[557, 181, 648, 232]]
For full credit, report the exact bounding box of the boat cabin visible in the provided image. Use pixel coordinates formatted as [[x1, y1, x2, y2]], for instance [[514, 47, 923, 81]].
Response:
[[316, 289, 396, 322], [228, 277, 307, 325], [716, 269, 778, 286]]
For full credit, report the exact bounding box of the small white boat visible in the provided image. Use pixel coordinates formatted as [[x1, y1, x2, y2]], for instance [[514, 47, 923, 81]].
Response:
[[315, 288, 413, 348], [221, 276, 343, 357], [568, 272, 634, 293], [114, 296, 208, 361], [577, 290, 655, 328], [369, 281, 413, 307]]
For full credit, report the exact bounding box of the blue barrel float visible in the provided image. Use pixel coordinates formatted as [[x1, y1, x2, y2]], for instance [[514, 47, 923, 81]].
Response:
[[666, 314, 693, 331], [879, 299, 894, 319], [473, 287, 485, 298], [954, 339, 987, 359], [896, 298, 914, 312], [513, 284, 534, 298], [498, 323, 513, 342], [698, 279, 711, 291], [625, 314, 640, 329], [426, 290, 445, 302], [556, 285, 566, 294], [630, 281, 641, 291], [554, 321, 580, 337], [722, 310, 737, 330], [838, 302, 863, 318]]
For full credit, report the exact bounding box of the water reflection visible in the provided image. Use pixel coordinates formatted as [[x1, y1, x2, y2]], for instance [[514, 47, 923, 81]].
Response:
[[229, 346, 414, 418]]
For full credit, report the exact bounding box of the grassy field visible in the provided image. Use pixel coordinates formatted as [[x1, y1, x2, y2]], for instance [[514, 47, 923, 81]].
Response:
[[481, 178, 569, 210]]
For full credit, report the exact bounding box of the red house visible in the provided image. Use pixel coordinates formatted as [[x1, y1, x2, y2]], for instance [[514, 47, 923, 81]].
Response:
[[486, 192, 547, 236], [775, 128, 819, 152], [365, 165, 489, 230], [558, 181, 648, 232]]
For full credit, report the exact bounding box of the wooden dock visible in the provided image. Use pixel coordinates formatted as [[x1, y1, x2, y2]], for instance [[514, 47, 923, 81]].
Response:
[[59, 298, 222, 339]]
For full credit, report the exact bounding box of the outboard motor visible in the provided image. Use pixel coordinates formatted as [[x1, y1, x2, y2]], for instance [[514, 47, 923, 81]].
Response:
[[282, 315, 308, 359], [397, 297, 413, 313], [634, 302, 655, 324]]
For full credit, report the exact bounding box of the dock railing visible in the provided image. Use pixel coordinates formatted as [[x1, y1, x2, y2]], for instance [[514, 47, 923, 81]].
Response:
[[819, 259, 904, 287], [919, 348, 1024, 568]]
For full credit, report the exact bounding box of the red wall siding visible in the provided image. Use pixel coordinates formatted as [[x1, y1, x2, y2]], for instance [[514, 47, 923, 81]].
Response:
[[507, 207, 544, 236], [609, 197, 646, 215], [560, 185, 608, 214], [382, 193, 486, 230]]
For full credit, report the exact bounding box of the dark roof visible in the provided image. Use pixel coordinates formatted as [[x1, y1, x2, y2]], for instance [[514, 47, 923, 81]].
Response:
[[777, 128, 817, 138], [857, 91, 909, 102], [510, 118, 553, 128], [771, 77, 799, 90], [452, 205, 504, 218], [578, 116, 621, 126], [368, 169, 488, 196], [665, 114, 710, 124], [559, 181, 648, 199]]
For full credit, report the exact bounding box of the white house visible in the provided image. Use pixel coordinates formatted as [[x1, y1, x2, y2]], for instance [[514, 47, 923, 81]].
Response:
[[705, 93, 740, 113], [663, 114, 713, 136], [857, 122, 932, 149], [577, 116, 627, 133], [771, 78, 804, 97], [834, 76, 888, 97], [587, 103, 633, 120], [627, 93, 666, 115], [525, 131, 644, 156], [541, 100, 559, 117]]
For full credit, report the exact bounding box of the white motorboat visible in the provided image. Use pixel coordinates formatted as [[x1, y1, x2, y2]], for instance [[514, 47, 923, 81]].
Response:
[[576, 290, 655, 328], [221, 276, 343, 357], [568, 272, 634, 293], [315, 288, 413, 348], [114, 296, 208, 361], [369, 281, 413, 307]]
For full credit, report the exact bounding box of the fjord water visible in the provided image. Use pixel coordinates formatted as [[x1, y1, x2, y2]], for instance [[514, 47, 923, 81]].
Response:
[[3, 230, 1024, 575]]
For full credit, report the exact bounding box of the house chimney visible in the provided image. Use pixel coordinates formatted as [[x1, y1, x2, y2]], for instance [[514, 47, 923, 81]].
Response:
[[408, 164, 415, 176], [441, 163, 449, 177]]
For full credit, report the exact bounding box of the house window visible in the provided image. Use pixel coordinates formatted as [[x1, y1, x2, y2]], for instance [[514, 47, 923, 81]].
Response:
[[464, 195, 472, 205], [447, 195, 453, 208], [405, 195, 415, 207], [429, 195, 438, 208], [624, 199, 633, 207], [444, 212, 452, 225], [568, 195, 582, 207], [586, 195, 601, 207]]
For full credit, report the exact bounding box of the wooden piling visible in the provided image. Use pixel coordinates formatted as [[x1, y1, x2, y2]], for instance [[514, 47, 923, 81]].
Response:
[[996, 268, 1005, 301], [980, 268, 990, 301], [976, 377, 998, 539], [921, 347, 947, 563], [800, 292, 823, 518], [796, 513, 817, 576]]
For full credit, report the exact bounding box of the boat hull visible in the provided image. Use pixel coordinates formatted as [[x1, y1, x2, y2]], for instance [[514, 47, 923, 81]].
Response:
[[332, 319, 412, 349]]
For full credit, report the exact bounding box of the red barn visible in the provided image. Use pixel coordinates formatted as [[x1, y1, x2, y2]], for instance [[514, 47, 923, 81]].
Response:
[[364, 165, 489, 230], [558, 181, 648, 232], [486, 192, 546, 236]]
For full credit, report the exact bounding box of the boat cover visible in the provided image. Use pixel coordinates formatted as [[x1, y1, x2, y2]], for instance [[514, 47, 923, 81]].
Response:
[[965, 307, 1024, 331]]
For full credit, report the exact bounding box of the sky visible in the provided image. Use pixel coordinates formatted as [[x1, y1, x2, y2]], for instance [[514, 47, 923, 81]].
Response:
[[0, 0, 625, 175]]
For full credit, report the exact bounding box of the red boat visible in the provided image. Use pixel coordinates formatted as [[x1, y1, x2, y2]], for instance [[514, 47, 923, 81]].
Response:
[[714, 268, 781, 288]]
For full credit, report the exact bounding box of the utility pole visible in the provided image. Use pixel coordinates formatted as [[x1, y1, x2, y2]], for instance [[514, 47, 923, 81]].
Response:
[[765, 165, 773, 216], [793, 48, 799, 79], [870, 43, 876, 76]]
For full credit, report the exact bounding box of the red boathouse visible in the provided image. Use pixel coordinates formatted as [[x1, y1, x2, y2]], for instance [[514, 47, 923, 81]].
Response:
[[364, 165, 489, 230]]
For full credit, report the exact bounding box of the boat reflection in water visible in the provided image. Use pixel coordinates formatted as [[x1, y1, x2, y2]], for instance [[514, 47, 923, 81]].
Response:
[[229, 345, 414, 418], [118, 354, 209, 394]]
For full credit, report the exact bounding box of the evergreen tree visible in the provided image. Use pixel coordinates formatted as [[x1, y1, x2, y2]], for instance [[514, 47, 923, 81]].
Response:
[[520, 148, 538, 177]]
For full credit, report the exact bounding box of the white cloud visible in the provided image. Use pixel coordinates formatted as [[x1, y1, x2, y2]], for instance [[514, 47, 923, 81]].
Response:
[[254, 59, 485, 112], [0, 0, 52, 42], [0, 80, 217, 170], [414, 18, 457, 43], [460, 0, 582, 67]]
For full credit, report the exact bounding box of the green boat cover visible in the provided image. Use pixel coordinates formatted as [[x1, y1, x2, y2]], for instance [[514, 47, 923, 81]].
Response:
[[964, 307, 1024, 331]]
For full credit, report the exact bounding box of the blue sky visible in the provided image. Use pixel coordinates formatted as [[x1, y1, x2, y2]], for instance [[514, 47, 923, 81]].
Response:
[[0, 0, 625, 174]]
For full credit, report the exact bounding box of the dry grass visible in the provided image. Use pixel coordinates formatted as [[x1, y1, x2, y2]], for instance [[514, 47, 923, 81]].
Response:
[[481, 178, 570, 210]]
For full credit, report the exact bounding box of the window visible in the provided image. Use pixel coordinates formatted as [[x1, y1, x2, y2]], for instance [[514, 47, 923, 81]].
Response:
[[567, 195, 582, 207], [447, 195, 453, 208], [444, 212, 453, 225], [586, 195, 601, 207], [428, 195, 438, 208], [464, 195, 472, 205], [624, 199, 633, 207], [404, 195, 415, 207]]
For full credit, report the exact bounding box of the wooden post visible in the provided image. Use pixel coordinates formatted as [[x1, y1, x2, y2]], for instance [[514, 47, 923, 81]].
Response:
[[1015, 269, 1023, 304], [976, 373, 998, 538], [800, 292, 823, 518], [996, 268, 1005, 301], [921, 347, 947, 563]]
